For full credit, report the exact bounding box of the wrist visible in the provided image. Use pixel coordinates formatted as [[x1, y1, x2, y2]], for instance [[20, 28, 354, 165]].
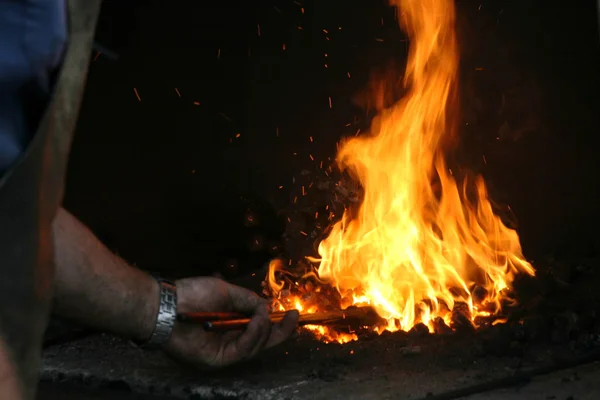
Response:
[[135, 276, 178, 348], [135, 274, 161, 342]]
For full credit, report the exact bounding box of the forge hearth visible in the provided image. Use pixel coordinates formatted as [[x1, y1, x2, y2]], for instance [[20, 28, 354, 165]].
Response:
[[41, 255, 600, 400]]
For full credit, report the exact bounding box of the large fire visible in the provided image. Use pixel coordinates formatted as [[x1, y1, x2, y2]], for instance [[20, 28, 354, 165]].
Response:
[[265, 0, 535, 343]]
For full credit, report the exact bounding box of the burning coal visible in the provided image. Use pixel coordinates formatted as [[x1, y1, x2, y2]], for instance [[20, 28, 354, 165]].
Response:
[[264, 0, 535, 343]]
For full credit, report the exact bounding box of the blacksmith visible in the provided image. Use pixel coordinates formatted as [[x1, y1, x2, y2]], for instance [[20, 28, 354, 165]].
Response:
[[0, 2, 299, 399]]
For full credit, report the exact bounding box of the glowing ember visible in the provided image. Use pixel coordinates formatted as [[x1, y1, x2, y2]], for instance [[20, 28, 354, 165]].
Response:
[[265, 0, 535, 343]]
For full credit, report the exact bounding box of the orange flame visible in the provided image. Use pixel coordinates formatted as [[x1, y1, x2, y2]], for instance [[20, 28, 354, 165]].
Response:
[[266, 0, 535, 342]]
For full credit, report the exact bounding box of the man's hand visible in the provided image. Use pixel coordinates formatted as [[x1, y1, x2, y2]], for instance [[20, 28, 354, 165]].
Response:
[[165, 277, 299, 368], [52, 209, 296, 368]]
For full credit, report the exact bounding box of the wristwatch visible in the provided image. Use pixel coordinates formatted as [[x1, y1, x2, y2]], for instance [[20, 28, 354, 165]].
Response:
[[136, 278, 177, 349]]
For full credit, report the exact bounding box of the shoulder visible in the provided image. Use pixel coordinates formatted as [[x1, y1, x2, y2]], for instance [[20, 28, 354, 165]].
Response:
[[0, 0, 69, 174], [0, 0, 68, 80]]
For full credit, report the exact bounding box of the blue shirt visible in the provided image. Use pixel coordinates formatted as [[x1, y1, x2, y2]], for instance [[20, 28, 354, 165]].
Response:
[[0, 0, 68, 175]]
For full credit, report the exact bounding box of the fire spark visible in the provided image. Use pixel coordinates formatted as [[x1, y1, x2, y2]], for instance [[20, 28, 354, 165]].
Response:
[[264, 0, 535, 343]]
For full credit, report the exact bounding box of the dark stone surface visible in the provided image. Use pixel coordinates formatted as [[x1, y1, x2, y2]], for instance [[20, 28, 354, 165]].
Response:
[[40, 326, 598, 399], [465, 362, 600, 400], [37, 381, 177, 400]]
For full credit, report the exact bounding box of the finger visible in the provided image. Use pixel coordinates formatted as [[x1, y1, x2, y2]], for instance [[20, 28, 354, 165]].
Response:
[[225, 283, 269, 315], [246, 314, 272, 359], [221, 313, 270, 365], [264, 310, 300, 349]]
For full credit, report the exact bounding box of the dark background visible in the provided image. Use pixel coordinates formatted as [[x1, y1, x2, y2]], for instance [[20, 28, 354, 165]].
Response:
[[63, 0, 600, 279]]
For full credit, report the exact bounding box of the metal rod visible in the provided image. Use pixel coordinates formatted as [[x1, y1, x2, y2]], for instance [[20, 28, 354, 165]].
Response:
[[177, 307, 378, 332], [177, 311, 286, 323]]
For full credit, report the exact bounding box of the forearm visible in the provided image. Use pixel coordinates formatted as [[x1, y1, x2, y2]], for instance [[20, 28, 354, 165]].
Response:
[[52, 207, 159, 342]]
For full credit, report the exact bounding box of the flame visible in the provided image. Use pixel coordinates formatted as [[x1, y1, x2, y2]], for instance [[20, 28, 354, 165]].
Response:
[[266, 0, 535, 342]]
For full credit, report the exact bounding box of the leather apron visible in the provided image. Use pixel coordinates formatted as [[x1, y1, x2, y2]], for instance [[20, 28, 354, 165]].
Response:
[[0, 1, 101, 398]]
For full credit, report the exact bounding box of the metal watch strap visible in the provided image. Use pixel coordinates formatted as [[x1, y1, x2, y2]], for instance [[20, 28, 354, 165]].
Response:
[[138, 278, 177, 349]]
